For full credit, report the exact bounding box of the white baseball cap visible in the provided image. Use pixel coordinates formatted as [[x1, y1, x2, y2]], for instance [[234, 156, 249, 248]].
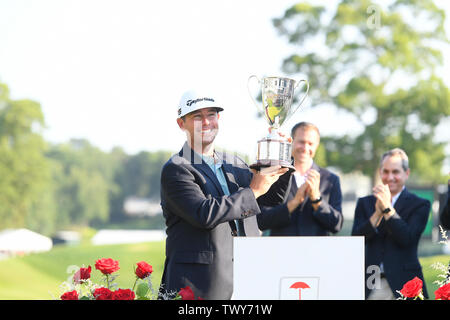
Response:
[[177, 89, 224, 118]]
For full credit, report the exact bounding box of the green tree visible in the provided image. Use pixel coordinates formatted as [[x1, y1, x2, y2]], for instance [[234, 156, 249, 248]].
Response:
[[110, 150, 172, 222], [274, 0, 450, 184], [46, 139, 119, 227], [0, 82, 55, 234]]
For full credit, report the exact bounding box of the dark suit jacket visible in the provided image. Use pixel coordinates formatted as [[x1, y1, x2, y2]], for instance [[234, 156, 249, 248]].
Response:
[[257, 163, 343, 236], [351, 188, 430, 299], [159, 143, 261, 300], [440, 185, 450, 230]]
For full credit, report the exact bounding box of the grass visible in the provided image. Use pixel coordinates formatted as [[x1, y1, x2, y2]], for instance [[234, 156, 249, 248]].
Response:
[[0, 241, 448, 300], [0, 241, 165, 299], [420, 255, 449, 300]]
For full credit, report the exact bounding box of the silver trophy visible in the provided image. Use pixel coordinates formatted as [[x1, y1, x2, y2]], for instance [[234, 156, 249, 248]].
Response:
[[248, 75, 309, 171]]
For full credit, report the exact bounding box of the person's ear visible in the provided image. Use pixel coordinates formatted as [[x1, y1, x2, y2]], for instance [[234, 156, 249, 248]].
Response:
[[177, 118, 185, 130]]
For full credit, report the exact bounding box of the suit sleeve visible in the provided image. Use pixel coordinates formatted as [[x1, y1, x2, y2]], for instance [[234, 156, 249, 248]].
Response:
[[161, 162, 261, 230], [257, 171, 292, 206], [256, 203, 291, 231], [311, 174, 344, 233], [255, 171, 293, 231], [384, 199, 430, 248], [351, 197, 378, 241]]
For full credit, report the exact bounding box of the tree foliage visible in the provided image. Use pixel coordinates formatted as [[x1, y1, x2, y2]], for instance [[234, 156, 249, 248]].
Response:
[[0, 83, 54, 233], [46, 139, 119, 227], [275, 0, 450, 183], [109, 150, 172, 223], [0, 81, 172, 234]]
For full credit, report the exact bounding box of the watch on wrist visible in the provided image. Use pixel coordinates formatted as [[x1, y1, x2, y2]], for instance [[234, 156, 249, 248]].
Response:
[[382, 207, 392, 214], [310, 196, 322, 204]]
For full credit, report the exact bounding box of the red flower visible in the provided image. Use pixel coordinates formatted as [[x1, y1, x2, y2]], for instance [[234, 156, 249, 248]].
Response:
[[61, 290, 78, 300], [113, 288, 136, 300], [73, 266, 91, 284], [400, 277, 423, 298], [135, 261, 153, 279], [435, 283, 450, 300], [94, 287, 114, 300], [95, 258, 120, 275], [178, 286, 195, 300]]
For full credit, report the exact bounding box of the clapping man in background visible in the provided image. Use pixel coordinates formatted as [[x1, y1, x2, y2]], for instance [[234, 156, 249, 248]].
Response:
[[257, 122, 343, 236], [352, 148, 430, 299]]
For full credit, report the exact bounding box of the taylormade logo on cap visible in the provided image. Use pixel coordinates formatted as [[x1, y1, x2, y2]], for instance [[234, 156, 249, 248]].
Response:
[[178, 90, 223, 118], [186, 97, 215, 107]]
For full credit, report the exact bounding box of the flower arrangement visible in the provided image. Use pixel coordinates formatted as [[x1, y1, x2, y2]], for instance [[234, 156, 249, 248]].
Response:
[[398, 226, 450, 300], [59, 257, 202, 300], [398, 277, 425, 300]]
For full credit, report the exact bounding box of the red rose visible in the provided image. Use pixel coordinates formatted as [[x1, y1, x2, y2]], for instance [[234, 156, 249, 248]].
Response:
[[178, 286, 195, 300], [113, 288, 136, 300], [73, 266, 91, 284], [94, 287, 114, 300], [61, 290, 78, 300], [95, 258, 120, 275], [400, 277, 423, 298], [435, 283, 450, 300], [135, 261, 153, 279]]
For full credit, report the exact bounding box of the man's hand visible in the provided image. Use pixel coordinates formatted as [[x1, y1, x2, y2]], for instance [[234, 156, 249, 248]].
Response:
[[370, 199, 384, 227], [373, 184, 393, 213], [250, 166, 289, 199], [373, 184, 394, 221], [287, 182, 309, 213], [305, 169, 321, 200]]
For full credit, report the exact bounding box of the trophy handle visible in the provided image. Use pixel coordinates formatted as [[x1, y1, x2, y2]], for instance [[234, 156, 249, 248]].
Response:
[[290, 79, 310, 116], [247, 75, 262, 111]]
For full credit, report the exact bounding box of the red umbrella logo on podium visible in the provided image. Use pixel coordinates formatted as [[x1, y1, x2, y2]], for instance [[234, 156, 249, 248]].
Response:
[[290, 281, 310, 300]]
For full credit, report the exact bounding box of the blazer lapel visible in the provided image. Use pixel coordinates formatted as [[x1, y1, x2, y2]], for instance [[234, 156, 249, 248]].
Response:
[[219, 152, 257, 236], [393, 188, 410, 218], [378, 189, 409, 233], [219, 152, 239, 194], [179, 143, 224, 196]]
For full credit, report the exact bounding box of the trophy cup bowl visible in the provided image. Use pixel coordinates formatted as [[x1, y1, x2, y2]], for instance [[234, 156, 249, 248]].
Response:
[[248, 75, 309, 172]]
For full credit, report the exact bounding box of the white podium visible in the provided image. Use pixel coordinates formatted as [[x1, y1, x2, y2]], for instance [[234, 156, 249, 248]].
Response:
[[233, 236, 365, 300]]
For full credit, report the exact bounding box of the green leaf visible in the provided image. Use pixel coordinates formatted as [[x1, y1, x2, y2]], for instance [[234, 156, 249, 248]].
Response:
[[136, 282, 149, 298]]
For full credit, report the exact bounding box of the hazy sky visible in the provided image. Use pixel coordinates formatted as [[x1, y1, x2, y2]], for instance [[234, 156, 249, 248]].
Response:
[[0, 0, 449, 165]]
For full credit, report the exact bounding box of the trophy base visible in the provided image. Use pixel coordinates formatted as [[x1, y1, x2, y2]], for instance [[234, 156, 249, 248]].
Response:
[[250, 159, 295, 173]]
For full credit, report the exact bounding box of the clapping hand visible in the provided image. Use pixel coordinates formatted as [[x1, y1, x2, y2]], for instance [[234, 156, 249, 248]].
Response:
[[373, 184, 394, 220], [290, 182, 308, 210], [373, 184, 391, 212], [305, 169, 321, 200]]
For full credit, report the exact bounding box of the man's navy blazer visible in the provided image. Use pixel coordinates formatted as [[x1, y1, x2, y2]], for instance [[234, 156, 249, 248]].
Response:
[[257, 163, 343, 236], [159, 143, 261, 300], [351, 188, 430, 299]]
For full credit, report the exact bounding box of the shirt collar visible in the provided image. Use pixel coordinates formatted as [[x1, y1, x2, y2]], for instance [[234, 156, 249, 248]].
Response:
[[198, 151, 223, 168]]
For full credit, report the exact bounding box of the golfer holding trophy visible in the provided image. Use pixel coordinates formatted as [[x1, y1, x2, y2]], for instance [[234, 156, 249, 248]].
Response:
[[248, 75, 309, 171]]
